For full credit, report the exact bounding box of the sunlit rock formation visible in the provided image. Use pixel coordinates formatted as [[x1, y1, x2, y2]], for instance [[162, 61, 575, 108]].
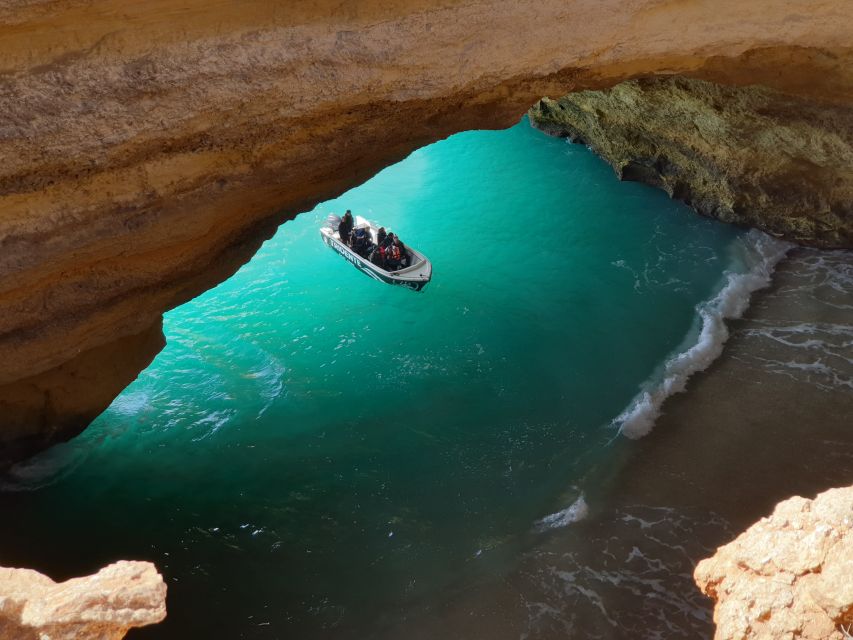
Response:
[[695, 486, 853, 640], [0, 560, 166, 639], [0, 0, 851, 460], [529, 77, 853, 247]]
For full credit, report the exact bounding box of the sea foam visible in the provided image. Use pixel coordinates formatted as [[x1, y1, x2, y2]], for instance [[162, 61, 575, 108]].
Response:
[[535, 495, 589, 531], [613, 230, 792, 439]]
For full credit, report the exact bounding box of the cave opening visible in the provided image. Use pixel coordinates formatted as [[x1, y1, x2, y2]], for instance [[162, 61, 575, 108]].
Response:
[[1, 0, 851, 632], [3, 63, 853, 636], [0, 112, 773, 639]]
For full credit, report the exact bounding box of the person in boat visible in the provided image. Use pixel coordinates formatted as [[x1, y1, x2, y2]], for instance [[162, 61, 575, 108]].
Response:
[[395, 236, 409, 267], [364, 234, 377, 258], [379, 232, 393, 256], [351, 225, 373, 258], [338, 210, 354, 246], [370, 228, 388, 268], [369, 245, 385, 269], [382, 233, 396, 271], [386, 235, 406, 271]]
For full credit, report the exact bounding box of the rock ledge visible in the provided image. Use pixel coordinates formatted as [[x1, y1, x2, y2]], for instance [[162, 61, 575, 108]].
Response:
[[529, 77, 853, 248], [695, 485, 853, 640], [0, 560, 166, 640]]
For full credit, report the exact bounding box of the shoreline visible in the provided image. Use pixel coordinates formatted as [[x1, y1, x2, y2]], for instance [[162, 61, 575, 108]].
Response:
[[606, 246, 853, 525], [377, 246, 853, 639], [526, 245, 853, 638], [613, 229, 792, 439]]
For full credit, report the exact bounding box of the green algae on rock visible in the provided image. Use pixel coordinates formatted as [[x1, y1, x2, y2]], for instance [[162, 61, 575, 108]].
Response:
[[529, 77, 853, 248]]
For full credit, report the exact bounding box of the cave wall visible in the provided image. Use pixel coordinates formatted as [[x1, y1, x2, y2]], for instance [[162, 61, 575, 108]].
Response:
[[1, 0, 852, 462], [529, 77, 853, 247]]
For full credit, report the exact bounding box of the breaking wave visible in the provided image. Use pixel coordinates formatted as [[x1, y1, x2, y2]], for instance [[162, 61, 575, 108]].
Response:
[[535, 494, 589, 531], [613, 230, 792, 439]]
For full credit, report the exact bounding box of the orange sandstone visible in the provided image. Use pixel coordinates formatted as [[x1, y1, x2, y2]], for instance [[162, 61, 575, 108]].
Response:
[[695, 486, 853, 640], [0, 560, 167, 639]]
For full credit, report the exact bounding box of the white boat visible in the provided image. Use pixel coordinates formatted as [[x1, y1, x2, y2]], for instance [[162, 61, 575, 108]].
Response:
[[320, 215, 432, 291]]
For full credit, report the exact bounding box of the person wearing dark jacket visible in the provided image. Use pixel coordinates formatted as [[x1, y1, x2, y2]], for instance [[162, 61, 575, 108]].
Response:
[[338, 210, 354, 245], [376, 227, 387, 247], [370, 245, 385, 269], [353, 226, 377, 258]]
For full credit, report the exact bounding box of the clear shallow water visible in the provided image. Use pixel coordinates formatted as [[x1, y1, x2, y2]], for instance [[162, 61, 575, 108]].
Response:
[[1, 119, 763, 638]]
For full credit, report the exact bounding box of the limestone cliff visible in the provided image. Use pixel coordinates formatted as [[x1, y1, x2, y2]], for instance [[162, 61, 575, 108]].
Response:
[[0, 560, 166, 639], [1, 0, 852, 461], [695, 486, 853, 640], [529, 77, 853, 247]]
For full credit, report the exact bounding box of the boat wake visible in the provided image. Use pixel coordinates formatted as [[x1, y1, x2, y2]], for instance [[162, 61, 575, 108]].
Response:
[[613, 230, 792, 439]]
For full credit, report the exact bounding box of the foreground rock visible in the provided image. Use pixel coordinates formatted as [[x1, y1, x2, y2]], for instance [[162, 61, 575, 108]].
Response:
[[1, 0, 851, 461], [695, 486, 853, 640], [0, 561, 166, 639], [529, 77, 853, 248]]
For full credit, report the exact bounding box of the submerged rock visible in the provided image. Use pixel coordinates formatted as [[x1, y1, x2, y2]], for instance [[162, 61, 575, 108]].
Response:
[[694, 485, 853, 640], [0, 560, 166, 639], [529, 77, 853, 248]]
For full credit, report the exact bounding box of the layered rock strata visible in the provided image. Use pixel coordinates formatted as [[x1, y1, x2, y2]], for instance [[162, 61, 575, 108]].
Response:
[[0, 560, 166, 639], [529, 77, 853, 247], [695, 486, 853, 640], [1, 0, 852, 460]]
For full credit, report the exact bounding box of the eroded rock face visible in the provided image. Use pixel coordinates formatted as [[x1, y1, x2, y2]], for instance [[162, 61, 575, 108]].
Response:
[[0, 560, 167, 639], [1, 0, 852, 460], [695, 486, 853, 640], [529, 77, 853, 247], [0, 321, 165, 469]]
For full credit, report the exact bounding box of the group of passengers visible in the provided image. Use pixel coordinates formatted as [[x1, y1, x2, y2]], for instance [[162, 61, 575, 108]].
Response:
[[337, 210, 409, 271]]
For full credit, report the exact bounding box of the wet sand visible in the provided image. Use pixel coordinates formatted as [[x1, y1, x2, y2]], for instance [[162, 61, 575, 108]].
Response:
[[535, 248, 853, 638], [608, 247, 853, 523], [380, 247, 853, 639]]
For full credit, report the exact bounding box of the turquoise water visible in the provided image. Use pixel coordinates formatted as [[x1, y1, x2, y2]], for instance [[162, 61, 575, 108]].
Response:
[[1, 119, 756, 638]]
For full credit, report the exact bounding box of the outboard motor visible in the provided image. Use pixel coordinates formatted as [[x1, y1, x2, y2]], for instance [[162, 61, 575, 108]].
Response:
[[326, 214, 341, 230]]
